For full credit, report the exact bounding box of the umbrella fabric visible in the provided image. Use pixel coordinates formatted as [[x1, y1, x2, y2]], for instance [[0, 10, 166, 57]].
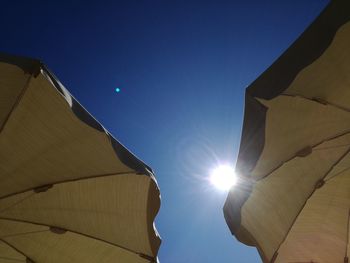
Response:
[[224, 1, 350, 263], [0, 53, 161, 263]]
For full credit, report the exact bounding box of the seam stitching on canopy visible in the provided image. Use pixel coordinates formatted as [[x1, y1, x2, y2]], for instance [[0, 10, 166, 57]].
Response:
[[0, 74, 33, 135], [0, 217, 155, 261], [270, 146, 350, 262], [0, 171, 136, 200], [0, 238, 32, 263], [258, 129, 350, 181], [0, 256, 24, 262], [280, 94, 350, 113], [345, 209, 350, 259]]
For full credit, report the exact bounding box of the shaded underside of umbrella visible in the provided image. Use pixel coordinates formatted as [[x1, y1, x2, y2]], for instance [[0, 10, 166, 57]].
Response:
[[224, 1, 350, 263], [0, 53, 161, 263]]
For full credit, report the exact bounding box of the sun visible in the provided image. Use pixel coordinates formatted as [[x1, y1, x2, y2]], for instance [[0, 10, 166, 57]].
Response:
[[210, 165, 237, 191]]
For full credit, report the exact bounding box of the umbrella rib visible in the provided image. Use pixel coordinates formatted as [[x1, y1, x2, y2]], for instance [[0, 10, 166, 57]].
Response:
[[270, 146, 350, 261], [258, 129, 350, 181], [0, 216, 154, 261], [0, 74, 32, 135], [0, 171, 137, 200], [0, 238, 31, 262], [280, 94, 350, 113]]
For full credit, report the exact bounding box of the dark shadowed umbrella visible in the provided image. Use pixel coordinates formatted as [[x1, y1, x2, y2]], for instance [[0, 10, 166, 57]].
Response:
[[0, 53, 160, 263], [224, 1, 350, 263]]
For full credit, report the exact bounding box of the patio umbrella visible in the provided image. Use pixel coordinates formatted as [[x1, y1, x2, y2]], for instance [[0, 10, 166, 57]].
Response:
[[224, 1, 350, 263], [0, 53, 160, 263]]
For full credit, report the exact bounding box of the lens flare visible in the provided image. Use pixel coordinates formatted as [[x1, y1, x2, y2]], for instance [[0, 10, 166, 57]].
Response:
[[210, 165, 236, 191]]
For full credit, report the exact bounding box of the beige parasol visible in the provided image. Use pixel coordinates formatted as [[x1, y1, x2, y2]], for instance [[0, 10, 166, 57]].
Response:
[[224, 1, 350, 262], [0, 53, 161, 263]]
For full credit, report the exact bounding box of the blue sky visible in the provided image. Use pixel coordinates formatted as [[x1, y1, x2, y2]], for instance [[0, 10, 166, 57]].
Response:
[[1, 1, 329, 262]]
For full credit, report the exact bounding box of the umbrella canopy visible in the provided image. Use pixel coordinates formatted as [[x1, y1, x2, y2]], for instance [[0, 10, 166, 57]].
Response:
[[0, 53, 161, 263], [224, 1, 350, 263]]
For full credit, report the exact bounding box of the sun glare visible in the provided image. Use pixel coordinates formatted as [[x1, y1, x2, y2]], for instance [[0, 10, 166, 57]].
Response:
[[210, 165, 237, 191]]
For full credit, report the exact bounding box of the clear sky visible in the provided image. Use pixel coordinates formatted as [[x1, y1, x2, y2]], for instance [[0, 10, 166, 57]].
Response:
[[1, 1, 329, 262]]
